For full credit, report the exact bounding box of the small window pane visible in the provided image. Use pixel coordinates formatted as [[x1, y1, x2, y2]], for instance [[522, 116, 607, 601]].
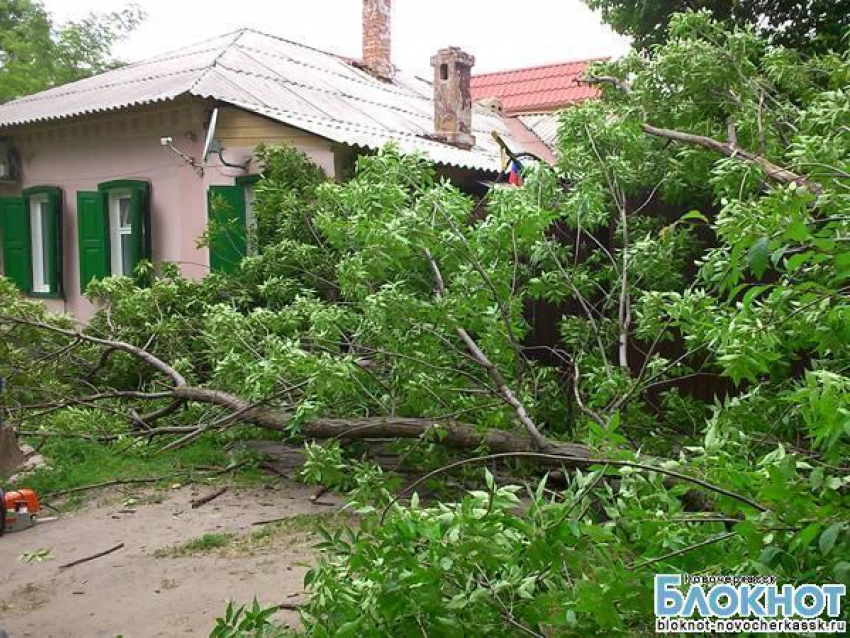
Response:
[[40, 202, 51, 284], [121, 234, 133, 276], [29, 196, 51, 293], [119, 198, 131, 229], [109, 191, 134, 277]]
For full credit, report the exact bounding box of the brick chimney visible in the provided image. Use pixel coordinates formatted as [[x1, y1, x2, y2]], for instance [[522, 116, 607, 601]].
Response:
[[362, 0, 394, 81], [430, 47, 476, 149]]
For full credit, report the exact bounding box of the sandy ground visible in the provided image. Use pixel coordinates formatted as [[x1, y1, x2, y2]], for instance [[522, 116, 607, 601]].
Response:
[[0, 481, 344, 637]]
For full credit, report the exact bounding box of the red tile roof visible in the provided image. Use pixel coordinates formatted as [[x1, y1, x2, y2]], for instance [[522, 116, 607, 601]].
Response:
[[471, 59, 604, 114]]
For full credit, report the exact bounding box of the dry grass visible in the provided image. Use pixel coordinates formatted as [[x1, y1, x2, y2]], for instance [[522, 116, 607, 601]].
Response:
[[153, 512, 352, 559]]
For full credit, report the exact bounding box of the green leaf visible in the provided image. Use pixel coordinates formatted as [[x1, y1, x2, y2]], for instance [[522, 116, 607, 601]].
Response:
[[834, 251, 850, 274], [819, 523, 842, 556], [447, 594, 468, 610], [680, 210, 709, 224], [834, 561, 850, 584], [784, 219, 810, 242], [759, 546, 781, 566], [336, 619, 362, 637], [810, 467, 824, 489], [742, 285, 769, 307], [785, 251, 812, 272], [791, 523, 821, 552], [747, 237, 771, 277], [535, 474, 549, 501], [770, 245, 788, 266]]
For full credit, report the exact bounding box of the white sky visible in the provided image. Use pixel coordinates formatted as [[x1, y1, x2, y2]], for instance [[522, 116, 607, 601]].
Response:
[[42, 0, 631, 76]]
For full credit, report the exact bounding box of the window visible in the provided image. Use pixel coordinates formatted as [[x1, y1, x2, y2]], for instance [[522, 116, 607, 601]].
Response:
[[109, 191, 134, 276], [77, 180, 150, 292], [29, 194, 52, 293], [0, 186, 62, 297]]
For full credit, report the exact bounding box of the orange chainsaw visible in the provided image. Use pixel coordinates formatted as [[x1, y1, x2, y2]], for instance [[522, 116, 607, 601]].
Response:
[[0, 487, 50, 534]]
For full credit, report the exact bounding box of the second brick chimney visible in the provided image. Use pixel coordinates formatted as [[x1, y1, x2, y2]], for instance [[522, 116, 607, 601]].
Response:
[[431, 47, 476, 149], [362, 0, 394, 81]]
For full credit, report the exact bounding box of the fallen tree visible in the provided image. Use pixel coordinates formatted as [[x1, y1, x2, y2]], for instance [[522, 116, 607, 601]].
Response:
[[0, 314, 591, 461], [0, 13, 847, 634]]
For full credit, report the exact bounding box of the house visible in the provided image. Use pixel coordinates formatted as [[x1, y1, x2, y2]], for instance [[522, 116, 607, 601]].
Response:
[[472, 59, 604, 152], [0, 0, 562, 320]]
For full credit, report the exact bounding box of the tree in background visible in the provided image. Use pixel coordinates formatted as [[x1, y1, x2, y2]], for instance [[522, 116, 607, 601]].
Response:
[[585, 0, 848, 54], [0, 0, 144, 103]]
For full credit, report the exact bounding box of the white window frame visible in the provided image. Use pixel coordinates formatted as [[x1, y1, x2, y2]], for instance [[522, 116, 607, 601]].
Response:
[[28, 193, 51, 293], [108, 190, 133, 276]]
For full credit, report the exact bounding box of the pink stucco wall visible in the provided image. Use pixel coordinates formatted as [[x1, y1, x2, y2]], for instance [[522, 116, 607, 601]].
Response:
[[1, 99, 338, 323]]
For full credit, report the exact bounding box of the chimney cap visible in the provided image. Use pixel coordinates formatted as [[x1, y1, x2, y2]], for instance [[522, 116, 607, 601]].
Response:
[[431, 47, 476, 69], [430, 45, 476, 150]]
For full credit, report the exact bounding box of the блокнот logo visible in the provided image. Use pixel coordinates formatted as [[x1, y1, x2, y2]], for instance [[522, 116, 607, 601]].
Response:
[[655, 574, 846, 634]]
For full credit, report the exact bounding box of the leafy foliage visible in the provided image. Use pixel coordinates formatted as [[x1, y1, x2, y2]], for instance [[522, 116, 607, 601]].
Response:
[[0, 10, 847, 637], [0, 0, 144, 102], [211, 600, 287, 638], [584, 0, 848, 54], [292, 12, 849, 635]]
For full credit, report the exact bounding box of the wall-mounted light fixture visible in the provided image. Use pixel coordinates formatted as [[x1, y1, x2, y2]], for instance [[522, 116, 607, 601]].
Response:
[[160, 135, 204, 176]]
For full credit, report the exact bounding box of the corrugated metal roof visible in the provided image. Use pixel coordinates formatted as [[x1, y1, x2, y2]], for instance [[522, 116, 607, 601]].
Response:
[[517, 113, 561, 151], [0, 29, 546, 173], [471, 59, 603, 114]]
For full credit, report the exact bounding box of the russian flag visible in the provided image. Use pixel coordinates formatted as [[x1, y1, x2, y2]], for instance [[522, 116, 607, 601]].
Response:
[[508, 159, 523, 187]]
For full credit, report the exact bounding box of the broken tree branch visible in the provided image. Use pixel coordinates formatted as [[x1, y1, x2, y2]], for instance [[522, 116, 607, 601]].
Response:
[[577, 75, 821, 194], [424, 250, 550, 451], [59, 543, 125, 570], [0, 317, 187, 387], [137, 400, 184, 426], [50, 474, 193, 497], [580, 74, 632, 93], [571, 363, 608, 429], [3, 315, 592, 463], [382, 452, 768, 523], [275, 602, 303, 612], [190, 487, 228, 509], [629, 532, 737, 570], [641, 123, 821, 194], [47, 462, 248, 498], [617, 191, 630, 371]]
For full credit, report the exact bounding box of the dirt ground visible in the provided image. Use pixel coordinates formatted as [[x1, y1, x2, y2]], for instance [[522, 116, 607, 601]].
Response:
[[0, 481, 344, 637]]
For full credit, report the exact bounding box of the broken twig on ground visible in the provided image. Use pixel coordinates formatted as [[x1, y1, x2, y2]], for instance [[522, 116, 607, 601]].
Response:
[[59, 543, 125, 570], [190, 487, 228, 509], [310, 486, 328, 502], [48, 461, 249, 498]]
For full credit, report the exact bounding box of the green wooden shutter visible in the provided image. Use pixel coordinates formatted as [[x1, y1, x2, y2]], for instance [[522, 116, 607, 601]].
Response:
[[77, 191, 109, 292], [128, 181, 151, 271], [0, 197, 32, 293], [208, 185, 247, 274]]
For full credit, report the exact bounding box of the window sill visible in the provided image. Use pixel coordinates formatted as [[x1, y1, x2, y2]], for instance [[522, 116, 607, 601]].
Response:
[[27, 291, 64, 300]]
